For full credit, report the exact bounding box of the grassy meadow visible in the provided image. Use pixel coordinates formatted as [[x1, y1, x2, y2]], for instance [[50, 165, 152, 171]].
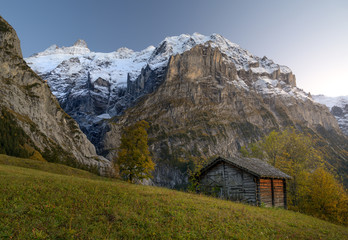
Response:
[[0, 154, 347, 239]]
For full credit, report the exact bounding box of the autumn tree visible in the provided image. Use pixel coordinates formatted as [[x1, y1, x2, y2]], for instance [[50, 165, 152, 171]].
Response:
[[245, 128, 323, 206], [304, 168, 348, 225], [265, 129, 323, 206], [241, 128, 348, 224], [116, 120, 155, 183]]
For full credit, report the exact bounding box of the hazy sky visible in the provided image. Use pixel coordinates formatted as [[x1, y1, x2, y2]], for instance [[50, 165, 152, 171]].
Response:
[[1, 0, 347, 96]]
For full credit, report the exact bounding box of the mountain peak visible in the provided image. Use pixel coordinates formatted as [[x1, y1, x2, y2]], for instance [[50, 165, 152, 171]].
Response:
[[113, 47, 136, 59], [73, 39, 88, 48], [30, 39, 90, 58]]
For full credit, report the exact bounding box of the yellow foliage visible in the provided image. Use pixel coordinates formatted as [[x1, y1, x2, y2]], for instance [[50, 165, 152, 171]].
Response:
[[30, 150, 46, 162], [244, 128, 348, 225], [116, 120, 155, 183], [304, 168, 348, 225], [24, 144, 46, 162], [255, 128, 324, 207]]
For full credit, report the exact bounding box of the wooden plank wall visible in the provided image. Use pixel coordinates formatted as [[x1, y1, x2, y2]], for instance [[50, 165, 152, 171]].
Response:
[[259, 178, 285, 207], [199, 163, 257, 205], [200, 163, 225, 198], [259, 179, 273, 207], [273, 179, 284, 207], [225, 165, 244, 202]]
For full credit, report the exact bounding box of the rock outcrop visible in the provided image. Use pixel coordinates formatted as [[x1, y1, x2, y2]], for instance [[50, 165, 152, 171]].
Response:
[[0, 16, 111, 175]]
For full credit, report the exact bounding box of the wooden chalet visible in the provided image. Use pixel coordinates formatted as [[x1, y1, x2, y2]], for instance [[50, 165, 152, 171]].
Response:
[[197, 156, 291, 208]]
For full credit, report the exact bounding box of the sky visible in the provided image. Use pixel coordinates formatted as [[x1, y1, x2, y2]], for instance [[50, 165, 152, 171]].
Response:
[[1, 0, 347, 97]]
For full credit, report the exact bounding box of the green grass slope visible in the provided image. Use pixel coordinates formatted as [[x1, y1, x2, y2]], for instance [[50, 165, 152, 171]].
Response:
[[1, 155, 347, 239], [0, 154, 99, 179]]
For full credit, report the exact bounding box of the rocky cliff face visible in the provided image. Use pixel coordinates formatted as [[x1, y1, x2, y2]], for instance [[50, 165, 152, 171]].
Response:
[[313, 95, 348, 136], [0, 16, 111, 175], [102, 44, 347, 188]]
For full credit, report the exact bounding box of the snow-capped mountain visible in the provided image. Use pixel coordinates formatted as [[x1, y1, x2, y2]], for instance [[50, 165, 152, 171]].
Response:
[[313, 95, 348, 135], [24, 33, 347, 187], [26, 33, 296, 87], [25, 33, 312, 144]]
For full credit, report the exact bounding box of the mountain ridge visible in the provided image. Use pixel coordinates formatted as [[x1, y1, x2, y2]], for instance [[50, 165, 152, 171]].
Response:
[[26, 32, 295, 83]]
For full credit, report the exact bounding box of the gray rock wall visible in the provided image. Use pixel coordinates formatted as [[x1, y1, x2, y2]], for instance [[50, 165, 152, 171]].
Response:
[[0, 16, 111, 175]]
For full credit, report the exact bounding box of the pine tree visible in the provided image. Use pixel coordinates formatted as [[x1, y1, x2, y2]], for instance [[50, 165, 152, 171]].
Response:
[[116, 120, 155, 183]]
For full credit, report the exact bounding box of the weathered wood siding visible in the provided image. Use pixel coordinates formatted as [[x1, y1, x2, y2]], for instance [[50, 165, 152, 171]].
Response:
[[259, 178, 285, 207], [200, 163, 225, 198], [273, 179, 284, 207], [199, 162, 257, 205], [259, 179, 273, 207]]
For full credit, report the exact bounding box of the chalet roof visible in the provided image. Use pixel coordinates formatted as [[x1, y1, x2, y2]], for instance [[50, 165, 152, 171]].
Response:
[[200, 156, 291, 179]]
